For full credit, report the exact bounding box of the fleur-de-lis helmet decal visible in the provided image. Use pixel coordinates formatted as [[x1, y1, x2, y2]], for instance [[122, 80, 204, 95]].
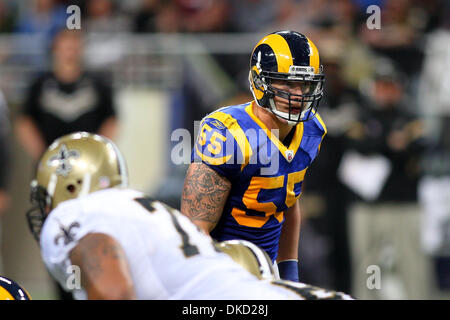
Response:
[[26, 132, 129, 242], [47, 144, 80, 177]]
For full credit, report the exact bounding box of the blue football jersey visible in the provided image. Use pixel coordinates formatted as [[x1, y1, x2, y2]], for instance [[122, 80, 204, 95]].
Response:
[[192, 101, 327, 261]]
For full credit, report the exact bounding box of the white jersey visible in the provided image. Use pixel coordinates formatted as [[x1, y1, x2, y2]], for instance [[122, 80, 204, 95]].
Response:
[[267, 280, 354, 300], [40, 188, 299, 300]]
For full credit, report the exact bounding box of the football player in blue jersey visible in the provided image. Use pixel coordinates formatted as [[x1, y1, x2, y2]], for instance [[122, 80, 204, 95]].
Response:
[[181, 30, 327, 282]]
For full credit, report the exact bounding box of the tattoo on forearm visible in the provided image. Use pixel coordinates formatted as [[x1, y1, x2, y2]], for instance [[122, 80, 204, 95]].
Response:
[[181, 163, 231, 227], [70, 234, 126, 289]]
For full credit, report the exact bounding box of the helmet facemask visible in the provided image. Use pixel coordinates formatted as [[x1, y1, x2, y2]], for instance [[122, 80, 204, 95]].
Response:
[[250, 68, 324, 126], [26, 180, 51, 242]]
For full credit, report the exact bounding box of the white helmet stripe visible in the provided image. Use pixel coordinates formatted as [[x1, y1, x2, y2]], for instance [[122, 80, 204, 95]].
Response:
[[77, 173, 92, 198], [101, 136, 129, 187], [111, 141, 129, 187], [47, 173, 58, 198], [242, 240, 276, 280]]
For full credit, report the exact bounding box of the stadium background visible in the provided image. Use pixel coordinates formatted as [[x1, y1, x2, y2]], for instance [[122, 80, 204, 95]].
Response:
[[0, 0, 449, 299]]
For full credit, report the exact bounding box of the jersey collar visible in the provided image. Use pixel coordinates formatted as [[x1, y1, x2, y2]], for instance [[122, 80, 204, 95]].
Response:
[[245, 102, 303, 162]]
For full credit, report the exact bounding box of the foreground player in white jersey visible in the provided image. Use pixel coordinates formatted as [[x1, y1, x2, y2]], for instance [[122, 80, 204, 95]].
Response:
[[217, 240, 354, 300], [26, 132, 302, 300]]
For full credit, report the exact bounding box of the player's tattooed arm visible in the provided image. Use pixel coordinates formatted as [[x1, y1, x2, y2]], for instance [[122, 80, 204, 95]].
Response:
[[181, 163, 231, 234], [69, 233, 136, 300]]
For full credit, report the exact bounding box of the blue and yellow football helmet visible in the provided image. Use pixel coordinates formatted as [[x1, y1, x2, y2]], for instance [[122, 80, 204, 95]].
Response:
[[249, 30, 324, 125], [0, 276, 31, 300]]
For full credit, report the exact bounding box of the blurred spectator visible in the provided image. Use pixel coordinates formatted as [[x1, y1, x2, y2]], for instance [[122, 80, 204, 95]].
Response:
[[0, 90, 10, 216], [14, 0, 66, 43], [357, 0, 427, 77], [15, 29, 118, 161], [84, 0, 131, 33], [0, 89, 11, 274], [269, 0, 359, 38], [133, 0, 230, 33], [227, 0, 286, 33], [271, 0, 366, 89], [299, 47, 361, 294], [133, 0, 165, 33], [82, 0, 133, 68], [343, 58, 429, 299], [12, 0, 67, 68], [132, 0, 185, 33], [0, 0, 17, 33], [15, 0, 66, 36], [417, 12, 450, 296], [176, 0, 230, 33]]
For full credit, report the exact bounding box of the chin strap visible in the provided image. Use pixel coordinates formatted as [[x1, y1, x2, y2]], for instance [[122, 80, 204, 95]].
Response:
[[267, 98, 300, 126]]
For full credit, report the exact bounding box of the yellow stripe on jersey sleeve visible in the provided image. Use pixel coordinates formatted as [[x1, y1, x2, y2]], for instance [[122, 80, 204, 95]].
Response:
[[207, 111, 253, 170], [314, 111, 327, 152]]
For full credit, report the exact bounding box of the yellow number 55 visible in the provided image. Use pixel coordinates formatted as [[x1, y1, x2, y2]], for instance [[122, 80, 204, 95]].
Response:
[[198, 123, 227, 155]]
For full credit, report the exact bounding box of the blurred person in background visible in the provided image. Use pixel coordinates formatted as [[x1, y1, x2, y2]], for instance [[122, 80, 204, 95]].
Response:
[[0, 90, 11, 275], [15, 29, 117, 163], [132, 0, 230, 33], [344, 58, 428, 299], [269, 0, 360, 42], [227, 0, 290, 33], [356, 0, 445, 78], [84, 0, 131, 33], [134, 0, 180, 33], [14, 0, 66, 37], [82, 0, 133, 69], [0, 0, 17, 33], [416, 4, 450, 298], [174, 0, 230, 33], [132, 0, 166, 33], [13, 0, 67, 67]]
